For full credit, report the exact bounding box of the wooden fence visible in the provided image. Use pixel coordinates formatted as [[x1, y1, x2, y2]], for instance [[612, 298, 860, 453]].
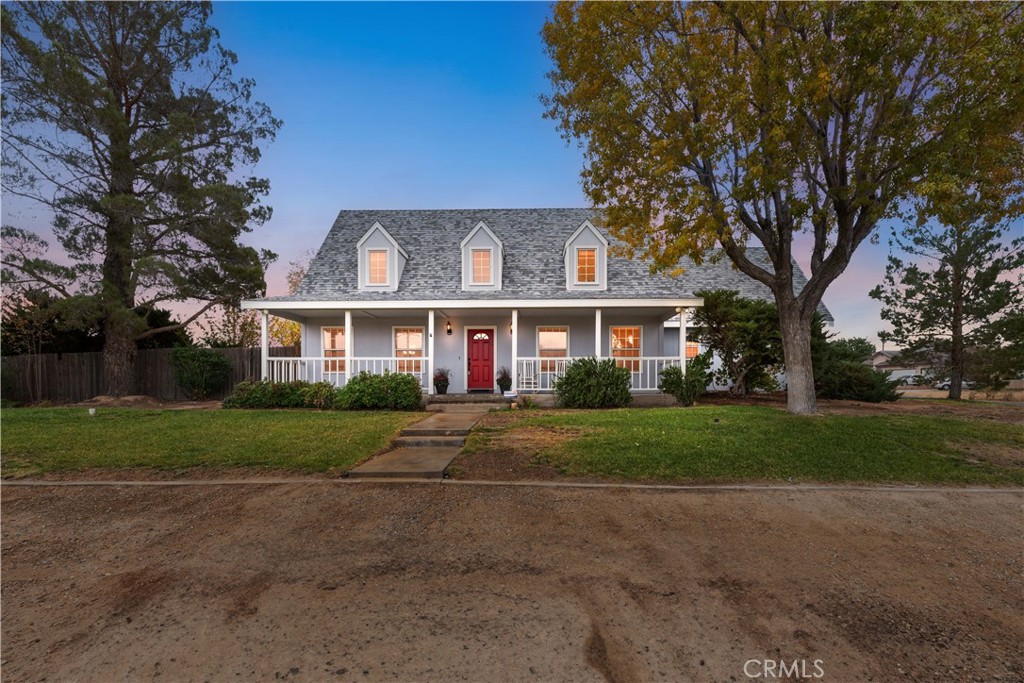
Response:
[[1, 347, 299, 404]]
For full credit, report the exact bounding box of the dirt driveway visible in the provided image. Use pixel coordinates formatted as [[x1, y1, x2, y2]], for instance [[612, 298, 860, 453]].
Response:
[[2, 483, 1022, 682]]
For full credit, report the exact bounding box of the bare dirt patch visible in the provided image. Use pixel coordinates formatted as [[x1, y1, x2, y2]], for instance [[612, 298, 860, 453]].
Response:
[[947, 440, 1024, 469], [73, 394, 220, 410], [1, 485, 1021, 682]]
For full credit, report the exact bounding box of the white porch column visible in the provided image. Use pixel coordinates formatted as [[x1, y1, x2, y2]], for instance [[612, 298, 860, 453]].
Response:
[[427, 309, 435, 395], [511, 309, 519, 392], [594, 308, 602, 358], [679, 307, 688, 376], [344, 310, 353, 381], [260, 310, 270, 380]]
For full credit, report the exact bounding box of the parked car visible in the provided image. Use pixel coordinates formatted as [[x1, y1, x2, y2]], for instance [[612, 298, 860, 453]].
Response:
[[898, 375, 927, 386], [935, 379, 974, 390]]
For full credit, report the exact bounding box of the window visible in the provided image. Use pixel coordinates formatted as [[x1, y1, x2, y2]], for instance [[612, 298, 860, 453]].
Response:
[[611, 326, 641, 372], [368, 250, 388, 285], [685, 341, 700, 359], [576, 248, 596, 284], [472, 249, 492, 284], [538, 326, 569, 372], [323, 327, 345, 372], [394, 327, 424, 374]]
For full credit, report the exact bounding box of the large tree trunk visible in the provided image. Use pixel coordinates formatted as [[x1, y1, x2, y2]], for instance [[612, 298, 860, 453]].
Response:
[[103, 312, 137, 396], [778, 302, 817, 414], [948, 259, 965, 400]]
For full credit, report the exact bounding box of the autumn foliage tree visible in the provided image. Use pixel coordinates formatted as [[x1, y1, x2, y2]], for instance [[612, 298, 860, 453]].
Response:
[[1, 2, 280, 395], [543, 2, 1024, 413]]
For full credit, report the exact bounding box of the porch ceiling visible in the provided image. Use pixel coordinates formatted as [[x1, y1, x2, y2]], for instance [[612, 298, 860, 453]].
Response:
[[262, 305, 685, 322]]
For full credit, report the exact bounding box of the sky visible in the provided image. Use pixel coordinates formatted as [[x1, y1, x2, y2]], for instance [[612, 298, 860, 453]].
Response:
[[3, 1, 955, 348]]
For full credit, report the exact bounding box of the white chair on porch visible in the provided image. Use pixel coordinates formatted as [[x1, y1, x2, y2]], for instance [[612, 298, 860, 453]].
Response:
[[519, 360, 538, 391]]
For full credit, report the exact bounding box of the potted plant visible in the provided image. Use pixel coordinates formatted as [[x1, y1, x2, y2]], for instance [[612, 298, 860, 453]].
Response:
[[496, 365, 512, 393], [433, 367, 451, 395]]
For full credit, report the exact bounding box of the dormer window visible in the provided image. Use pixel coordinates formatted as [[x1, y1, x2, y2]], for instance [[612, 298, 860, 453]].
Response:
[[356, 221, 407, 291], [576, 248, 596, 284], [471, 249, 492, 285], [368, 250, 388, 285], [564, 220, 608, 291], [461, 221, 503, 291]]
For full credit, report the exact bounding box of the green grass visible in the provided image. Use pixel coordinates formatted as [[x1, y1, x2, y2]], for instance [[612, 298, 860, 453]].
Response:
[[464, 406, 1024, 485], [1, 408, 424, 477]]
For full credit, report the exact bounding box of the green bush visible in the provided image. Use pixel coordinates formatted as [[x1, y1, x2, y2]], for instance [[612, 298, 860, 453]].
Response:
[[222, 380, 310, 409], [171, 347, 232, 400], [659, 351, 714, 406], [817, 362, 901, 403], [553, 357, 632, 409], [301, 381, 336, 410], [336, 372, 423, 411]]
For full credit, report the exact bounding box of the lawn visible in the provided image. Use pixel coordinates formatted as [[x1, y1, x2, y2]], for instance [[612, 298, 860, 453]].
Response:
[[1, 408, 424, 477], [461, 406, 1024, 485]]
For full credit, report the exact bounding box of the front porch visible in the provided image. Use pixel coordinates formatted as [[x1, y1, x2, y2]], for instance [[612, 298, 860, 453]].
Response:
[[252, 301, 699, 395]]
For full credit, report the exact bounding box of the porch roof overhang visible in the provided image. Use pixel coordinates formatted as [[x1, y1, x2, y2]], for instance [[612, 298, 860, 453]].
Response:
[[241, 297, 704, 323]]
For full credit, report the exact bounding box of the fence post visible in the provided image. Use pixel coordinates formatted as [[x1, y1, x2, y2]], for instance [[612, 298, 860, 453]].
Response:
[[260, 310, 269, 380]]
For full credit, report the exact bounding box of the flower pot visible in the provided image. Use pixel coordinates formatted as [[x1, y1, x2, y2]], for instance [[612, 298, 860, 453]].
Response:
[[434, 382, 449, 395]]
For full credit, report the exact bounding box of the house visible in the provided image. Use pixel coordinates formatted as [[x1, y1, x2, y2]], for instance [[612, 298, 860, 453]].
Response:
[[242, 208, 828, 395], [865, 350, 934, 382]]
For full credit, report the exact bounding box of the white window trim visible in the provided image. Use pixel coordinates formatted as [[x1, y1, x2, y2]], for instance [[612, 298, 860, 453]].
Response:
[[574, 246, 598, 286], [536, 325, 570, 358], [367, 249, 390, 287], [321, 325, 347, 374], [609, 325, 642, 361], [470, 247, 495, 286], [392, 325, 425, 358]]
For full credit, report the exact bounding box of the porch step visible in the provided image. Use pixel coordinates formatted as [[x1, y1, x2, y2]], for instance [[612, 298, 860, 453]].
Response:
[[428, 394, 508, 404], [391, 435, 467, 449], [346, 447, 459, 480]]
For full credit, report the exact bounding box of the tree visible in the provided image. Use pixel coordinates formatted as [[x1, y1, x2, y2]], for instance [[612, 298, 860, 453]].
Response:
[[691, 289, 784, 396], [870, 221, 1023, 399], [195, 304, 260, 348], [1, 289, 189, 355], [826, 338, 875, 364], [2, 2, 280, 395], [543, 2, 1024, 413], [268, 251, 313, 348]]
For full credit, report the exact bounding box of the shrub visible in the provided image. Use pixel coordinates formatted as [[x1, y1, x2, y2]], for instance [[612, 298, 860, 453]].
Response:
[[553, 357, 632, 408], [817, 362, 901, 403], [301, 381, 336, 410], [336, 371, 423, 410], [222, 380, 311, 409], [171, 347, 232, 400], [659, 351, 714, 406]]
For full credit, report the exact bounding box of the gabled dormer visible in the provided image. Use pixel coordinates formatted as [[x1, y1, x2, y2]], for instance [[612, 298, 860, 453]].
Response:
[[563, 219, 608, 291], [356, 221, 407, 292], [460, 220, 503, 291]]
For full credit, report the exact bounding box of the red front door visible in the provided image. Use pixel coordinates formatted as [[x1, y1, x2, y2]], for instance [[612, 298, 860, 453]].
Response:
[[467, 328, 494, 391]]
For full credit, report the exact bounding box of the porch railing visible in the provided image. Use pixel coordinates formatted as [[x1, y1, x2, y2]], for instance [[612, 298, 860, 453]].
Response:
[[266, 356, 429, 391], [516, 356, 682, 392]]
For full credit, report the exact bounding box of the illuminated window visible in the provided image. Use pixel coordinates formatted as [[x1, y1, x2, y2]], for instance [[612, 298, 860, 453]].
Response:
[[611, 326, 641, 372], [368, 250, 388, 285], [686, 341, 700, 359], [472, 249, 491, 284], [576, 248, 596, 283], [538, 326, 569, 372], [394, 327, 424, 374], [323, 327, 345, 372]]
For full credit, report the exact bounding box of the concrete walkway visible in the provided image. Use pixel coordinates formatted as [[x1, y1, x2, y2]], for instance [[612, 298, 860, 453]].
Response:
[[346, 407, 489, 480]]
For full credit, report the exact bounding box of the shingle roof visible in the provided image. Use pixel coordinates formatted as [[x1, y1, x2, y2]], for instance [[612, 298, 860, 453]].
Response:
[[263, 208, 832, 321]]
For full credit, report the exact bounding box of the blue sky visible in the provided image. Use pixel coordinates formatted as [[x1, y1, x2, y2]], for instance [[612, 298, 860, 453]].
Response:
[[3, 1, 921, 346]]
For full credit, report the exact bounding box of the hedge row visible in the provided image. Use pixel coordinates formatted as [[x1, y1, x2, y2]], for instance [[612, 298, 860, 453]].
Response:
[[222, 372, 423, 411]]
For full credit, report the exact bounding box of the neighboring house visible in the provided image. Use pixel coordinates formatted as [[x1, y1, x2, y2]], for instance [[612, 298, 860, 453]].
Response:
[[865, 350, 933, 382], [242, 208, 830, 394]]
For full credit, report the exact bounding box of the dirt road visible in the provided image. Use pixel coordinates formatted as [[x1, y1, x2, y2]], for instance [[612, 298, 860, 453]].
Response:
[[2, 483, 1021, 682]]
